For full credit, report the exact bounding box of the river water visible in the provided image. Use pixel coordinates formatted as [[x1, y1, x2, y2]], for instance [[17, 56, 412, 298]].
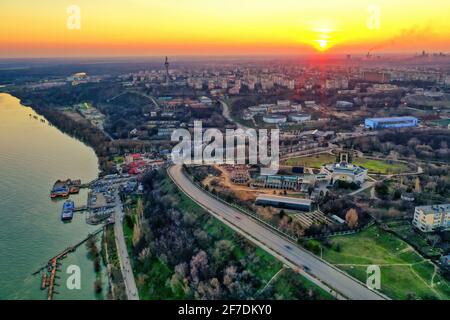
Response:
[[0, 93, 105, 299]]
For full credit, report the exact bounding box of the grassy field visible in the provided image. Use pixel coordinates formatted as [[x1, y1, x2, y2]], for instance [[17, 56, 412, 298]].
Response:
[[431, 119, 450, 127], [284, 153, 336, 168], [270, 268, 335, 299], [352, 158, 409, 174], [385, 220, 443, 257], [307, 226, 450, 300], [284, 154, 409, 174]]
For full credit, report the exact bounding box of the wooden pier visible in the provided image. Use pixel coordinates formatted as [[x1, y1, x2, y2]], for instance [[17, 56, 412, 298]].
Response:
[[33, 227, 105, 300]]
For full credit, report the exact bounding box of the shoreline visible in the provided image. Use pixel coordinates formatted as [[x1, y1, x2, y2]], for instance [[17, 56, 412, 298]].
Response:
[[0, 92, 104, 299], [17, 93, 131, 300]]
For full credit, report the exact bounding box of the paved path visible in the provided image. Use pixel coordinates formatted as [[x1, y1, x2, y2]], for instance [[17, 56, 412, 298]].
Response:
[[113, 191, 139, 300], [349, 181, 376, 196], [168, 165, 388, 300]]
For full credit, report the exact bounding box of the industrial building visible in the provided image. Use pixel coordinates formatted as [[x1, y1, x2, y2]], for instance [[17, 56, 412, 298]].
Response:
[[252, 174, 314, 191], [277, 100, 291, 107], [255, 195, 312, 212], [413, 204, 450, 232], [336, 101, 354, 110], [364, 116, 419, 129], [289, 113, 311, 123], [199, 96, 213, 105]]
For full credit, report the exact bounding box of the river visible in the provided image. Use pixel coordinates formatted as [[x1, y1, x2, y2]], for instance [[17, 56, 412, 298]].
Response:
[[0, 93, 106, 300]]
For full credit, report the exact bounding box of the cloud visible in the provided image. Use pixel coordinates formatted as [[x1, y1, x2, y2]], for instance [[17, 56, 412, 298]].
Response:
[[369, 24, 436, 52]]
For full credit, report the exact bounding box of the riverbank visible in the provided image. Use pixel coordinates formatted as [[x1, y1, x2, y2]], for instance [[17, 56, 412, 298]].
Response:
[[9, 89, 161, 176], [9, 92, 142, 300], [0, 93, 105, 299]]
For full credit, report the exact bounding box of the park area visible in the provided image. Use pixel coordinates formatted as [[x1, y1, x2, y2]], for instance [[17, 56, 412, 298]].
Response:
[[385, 220, 444, 258], [307, 226, 450, 300], [284, 153, 410, 174]]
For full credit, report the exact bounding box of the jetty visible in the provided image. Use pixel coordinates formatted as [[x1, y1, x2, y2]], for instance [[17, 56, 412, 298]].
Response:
[[33, 227, 105, 300], [73, 205, 88, 212]]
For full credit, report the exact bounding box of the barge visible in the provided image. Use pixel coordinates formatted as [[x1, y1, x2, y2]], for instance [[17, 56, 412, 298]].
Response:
[[50, 179, 81, 198]]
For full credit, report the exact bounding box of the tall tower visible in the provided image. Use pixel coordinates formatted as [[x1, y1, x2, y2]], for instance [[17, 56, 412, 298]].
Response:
[[164, 56, 170, 85]]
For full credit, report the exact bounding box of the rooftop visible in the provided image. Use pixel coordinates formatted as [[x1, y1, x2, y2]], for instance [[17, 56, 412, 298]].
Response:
[[256, 194, 312, 206], [416, 204, 450, 214]]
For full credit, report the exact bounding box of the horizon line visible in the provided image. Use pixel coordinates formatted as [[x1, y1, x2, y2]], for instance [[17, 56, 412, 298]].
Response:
[[0, 51, 448, 61]]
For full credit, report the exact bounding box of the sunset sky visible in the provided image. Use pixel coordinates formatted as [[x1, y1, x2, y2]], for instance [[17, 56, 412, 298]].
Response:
[[1, 0, 449, 57]]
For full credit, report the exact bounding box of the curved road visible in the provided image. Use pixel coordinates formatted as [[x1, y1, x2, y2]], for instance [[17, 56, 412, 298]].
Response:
[[168, 165, 387, 300]]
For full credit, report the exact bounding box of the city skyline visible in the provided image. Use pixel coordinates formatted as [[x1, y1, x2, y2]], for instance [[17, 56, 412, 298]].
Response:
[[1, 0, 450, 58]]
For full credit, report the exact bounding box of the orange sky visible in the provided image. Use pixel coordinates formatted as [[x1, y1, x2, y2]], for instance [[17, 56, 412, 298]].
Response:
[[1, 0, 449, 57]]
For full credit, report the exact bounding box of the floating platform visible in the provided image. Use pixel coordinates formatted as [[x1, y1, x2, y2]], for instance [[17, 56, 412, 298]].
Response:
[[50, 179, 82, 198]]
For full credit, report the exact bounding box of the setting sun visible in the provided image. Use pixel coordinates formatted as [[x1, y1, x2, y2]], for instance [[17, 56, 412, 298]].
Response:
[[316, 39, 329, 51]]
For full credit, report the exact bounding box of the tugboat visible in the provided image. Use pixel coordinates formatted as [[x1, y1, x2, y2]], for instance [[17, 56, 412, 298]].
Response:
[[50, 179, 71, 198], [61, 200, 75, 221], [50, 186, 69, 198], [50, 179, 81, 198]]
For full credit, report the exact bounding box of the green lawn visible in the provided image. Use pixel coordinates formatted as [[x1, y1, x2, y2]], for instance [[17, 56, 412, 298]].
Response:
[[385, 220, 443, 257], [284, 154, 335, 168], [308, 226, 450, 300], [266, 268, 334, 300], [352, 158, 409, 174], [284, 154, 409, 174]]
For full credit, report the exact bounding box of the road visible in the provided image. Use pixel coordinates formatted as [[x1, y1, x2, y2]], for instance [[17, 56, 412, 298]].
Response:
[[107, 90, 159, 109], [168, 165, 388, 300], [113, 190, 139, 300]]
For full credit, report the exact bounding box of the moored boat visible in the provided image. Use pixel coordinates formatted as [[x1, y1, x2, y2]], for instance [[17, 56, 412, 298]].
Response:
[[50, 179, 82, 197]]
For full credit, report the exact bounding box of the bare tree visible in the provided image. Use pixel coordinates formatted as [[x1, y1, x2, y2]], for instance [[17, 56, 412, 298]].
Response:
[[345, 208, 359, 229]]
